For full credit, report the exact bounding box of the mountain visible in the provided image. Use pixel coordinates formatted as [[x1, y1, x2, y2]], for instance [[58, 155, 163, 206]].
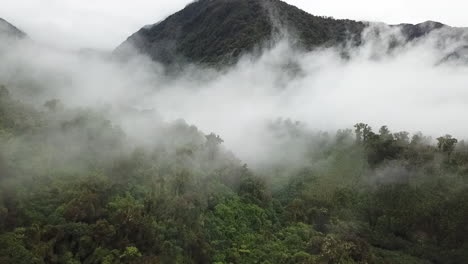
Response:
[[115, 0, 366, 66], [0, 18, 26, 39], [116, 0, 466, 67], [398, 20, 446, 41]]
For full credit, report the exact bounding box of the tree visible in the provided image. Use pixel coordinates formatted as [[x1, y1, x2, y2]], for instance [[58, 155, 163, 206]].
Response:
[[0, 231, 37, 264], [120, 246, 142, 262], [354, 123, 373, 143], [205, 133, 224, 160], [394, 131, 410, 146], [379, 125, 393, 140], [437, 134, 458, 159]]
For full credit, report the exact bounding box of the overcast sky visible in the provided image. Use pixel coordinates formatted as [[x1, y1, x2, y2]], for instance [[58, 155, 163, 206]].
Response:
[[2, 0, 467, 50]]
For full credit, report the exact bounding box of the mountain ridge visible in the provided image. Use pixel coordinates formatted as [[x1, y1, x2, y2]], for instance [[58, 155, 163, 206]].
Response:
[[115, 0, 466, 67], [115, 0, 366, 66]]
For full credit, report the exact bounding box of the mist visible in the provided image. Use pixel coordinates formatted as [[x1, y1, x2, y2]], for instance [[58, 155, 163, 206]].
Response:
[[1, 23, 468, 167], [4, 5, 468, 262]]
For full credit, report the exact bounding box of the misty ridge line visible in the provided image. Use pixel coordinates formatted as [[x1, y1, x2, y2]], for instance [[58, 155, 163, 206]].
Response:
[[114, 0, 468, 68]]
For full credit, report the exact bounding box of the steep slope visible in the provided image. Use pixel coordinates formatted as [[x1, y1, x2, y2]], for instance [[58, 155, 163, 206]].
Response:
[[116, 0, 467, 67], [115, 0, 366, 66], [0, 18, 26, 39]]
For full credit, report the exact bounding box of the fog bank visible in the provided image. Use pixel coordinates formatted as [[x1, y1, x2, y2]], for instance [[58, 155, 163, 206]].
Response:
[[1, 24, 468, 165]]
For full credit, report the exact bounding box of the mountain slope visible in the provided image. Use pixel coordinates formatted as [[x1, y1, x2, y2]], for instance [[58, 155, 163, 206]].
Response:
[[116, 0, 466, 67], [0, 18, 26, 39], [115, 0, 366, 66]]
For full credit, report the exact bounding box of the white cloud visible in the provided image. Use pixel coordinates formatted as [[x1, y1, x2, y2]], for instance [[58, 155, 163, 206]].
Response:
[[1, 24, 467, 165]]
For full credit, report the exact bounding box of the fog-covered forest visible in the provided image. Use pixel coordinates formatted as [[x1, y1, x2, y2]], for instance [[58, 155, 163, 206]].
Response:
[[2, 80, 468, 263], [2, 0, 468, 263]]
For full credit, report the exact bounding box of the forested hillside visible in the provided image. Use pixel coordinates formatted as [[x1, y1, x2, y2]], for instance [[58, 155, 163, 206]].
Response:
[[115, 0, 366, 66], [116, 0, 468, 68], [1, 85, 468, 264]]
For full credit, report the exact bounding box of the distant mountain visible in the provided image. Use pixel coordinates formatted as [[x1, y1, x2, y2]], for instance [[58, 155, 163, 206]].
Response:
[[116, 0, 467, 67], [116, 0, 366, 66], [0, 18, 26, 39], [398, 20, 446, 41]]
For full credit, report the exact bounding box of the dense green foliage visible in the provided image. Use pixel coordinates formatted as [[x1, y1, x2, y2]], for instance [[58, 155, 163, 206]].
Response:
[[1, 86, 468, 264], [116, 0, 366, 66], [116, 0, 456, 69]]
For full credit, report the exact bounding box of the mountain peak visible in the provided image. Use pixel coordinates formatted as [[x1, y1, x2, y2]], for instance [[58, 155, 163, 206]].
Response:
[[115, 0, 365, 66], [116, 0, 465, 68], [397, 20, 447, 41]]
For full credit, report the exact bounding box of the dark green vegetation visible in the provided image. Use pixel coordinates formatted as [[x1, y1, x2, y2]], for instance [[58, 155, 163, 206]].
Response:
[[1, 84, 468, 264], [116, 0, 462, 68], [115, 0, 367, 66]]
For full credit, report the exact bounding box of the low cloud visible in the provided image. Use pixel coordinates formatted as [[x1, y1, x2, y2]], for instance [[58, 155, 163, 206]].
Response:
[[1, 24, 468, 166]]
